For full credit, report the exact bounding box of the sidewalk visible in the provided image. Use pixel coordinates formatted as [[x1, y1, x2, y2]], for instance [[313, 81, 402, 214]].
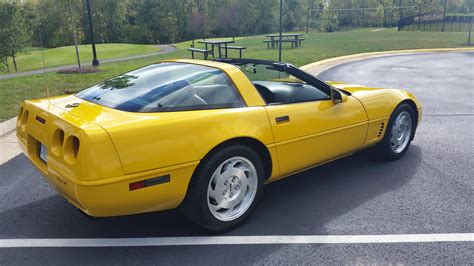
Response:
[[0, 45, 178, 80], [0, 130, 21, 165]]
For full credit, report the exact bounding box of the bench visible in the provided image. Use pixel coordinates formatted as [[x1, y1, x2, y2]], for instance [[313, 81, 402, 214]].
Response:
[[221, 46, 246, 58], [263, 40, 273, 49], [263, 39, 299, 49], [188, 48, 212, 60], [297, 38, 305, 47], [275, 39, 299, 48]]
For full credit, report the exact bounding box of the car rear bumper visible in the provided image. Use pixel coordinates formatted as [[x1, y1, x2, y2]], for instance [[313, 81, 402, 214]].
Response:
[[18, 137, 198, 217]]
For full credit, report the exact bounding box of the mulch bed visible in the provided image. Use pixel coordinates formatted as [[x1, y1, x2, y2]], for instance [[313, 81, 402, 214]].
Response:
[[57, 67, 101, 74]]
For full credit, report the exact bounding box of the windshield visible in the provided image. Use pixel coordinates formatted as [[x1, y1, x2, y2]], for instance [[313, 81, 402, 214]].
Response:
[[76, 62, 245, 112]]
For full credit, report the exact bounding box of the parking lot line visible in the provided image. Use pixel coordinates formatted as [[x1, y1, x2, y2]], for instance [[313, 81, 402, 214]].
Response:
[[0, 233, 472, 248]]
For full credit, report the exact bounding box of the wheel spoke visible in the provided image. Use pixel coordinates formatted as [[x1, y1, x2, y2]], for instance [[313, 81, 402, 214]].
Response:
[[390, 111, 413, 153], [207, 156, 259, 222]]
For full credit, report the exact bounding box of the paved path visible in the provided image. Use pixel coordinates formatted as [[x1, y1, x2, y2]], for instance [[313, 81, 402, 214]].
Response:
[[0, 45, 178, 80], [0, 52, 473, 264]]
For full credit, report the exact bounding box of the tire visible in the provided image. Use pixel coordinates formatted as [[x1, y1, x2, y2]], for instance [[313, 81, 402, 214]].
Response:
[[370, 103, 416, 161], [180, 145, 265, 231]]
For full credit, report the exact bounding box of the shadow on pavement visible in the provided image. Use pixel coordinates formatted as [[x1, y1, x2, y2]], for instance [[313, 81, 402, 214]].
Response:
[[0, 146, 422, 238]]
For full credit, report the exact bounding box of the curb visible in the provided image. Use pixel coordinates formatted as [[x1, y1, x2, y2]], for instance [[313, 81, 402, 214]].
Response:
[[300, 47, 474, 75], [0, 117, 16, 137]]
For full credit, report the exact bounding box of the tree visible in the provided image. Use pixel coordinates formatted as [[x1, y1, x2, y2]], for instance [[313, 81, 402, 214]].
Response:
[[0, 2, 30, 72]]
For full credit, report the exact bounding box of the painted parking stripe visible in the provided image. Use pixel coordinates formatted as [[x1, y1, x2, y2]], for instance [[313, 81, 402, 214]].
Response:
[[0, 233, 472, 248]]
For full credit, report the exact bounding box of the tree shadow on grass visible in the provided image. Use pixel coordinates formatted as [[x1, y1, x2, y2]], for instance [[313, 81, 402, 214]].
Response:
[[0, 146, 422, 238]]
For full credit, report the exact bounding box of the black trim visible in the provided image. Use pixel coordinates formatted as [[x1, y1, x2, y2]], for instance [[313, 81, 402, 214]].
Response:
[[144, 175, 170, 187], [275, 115, 290, 123]]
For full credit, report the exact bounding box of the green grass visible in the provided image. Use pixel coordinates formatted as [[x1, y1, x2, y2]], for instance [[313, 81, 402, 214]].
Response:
[[2, 43, 161, 73], [0, 28, 470, 121]]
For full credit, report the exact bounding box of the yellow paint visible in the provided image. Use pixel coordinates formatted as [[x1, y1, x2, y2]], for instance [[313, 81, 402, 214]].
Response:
[[17, 59, 421, 217]]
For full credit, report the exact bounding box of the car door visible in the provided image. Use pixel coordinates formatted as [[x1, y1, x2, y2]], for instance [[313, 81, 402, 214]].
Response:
[[259, 64, 368, 177], [266, 93, 368, 177]]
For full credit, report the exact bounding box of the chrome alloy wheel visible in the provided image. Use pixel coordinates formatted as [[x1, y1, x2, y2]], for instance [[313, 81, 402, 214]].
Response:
[[207, 156, 258, 222], [390, 111, 412, 153]]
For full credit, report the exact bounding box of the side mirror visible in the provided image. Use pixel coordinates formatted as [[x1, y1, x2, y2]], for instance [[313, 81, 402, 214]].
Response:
[[331, 88, 347, 104]]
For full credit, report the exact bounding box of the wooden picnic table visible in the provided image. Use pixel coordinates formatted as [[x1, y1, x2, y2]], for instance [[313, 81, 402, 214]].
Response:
[[198, 39, 234, 58], [265, 33, 304, 48]]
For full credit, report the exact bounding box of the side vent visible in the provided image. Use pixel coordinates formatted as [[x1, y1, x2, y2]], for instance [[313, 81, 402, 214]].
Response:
[[377, 122, 385, 137]]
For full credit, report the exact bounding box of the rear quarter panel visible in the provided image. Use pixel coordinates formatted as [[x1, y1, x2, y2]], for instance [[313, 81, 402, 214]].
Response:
[[98, 107, 276, 176]]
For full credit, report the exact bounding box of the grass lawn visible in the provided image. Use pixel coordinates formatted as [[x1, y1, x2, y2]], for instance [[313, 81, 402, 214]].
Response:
[[0, 28, 470, 121], [2, 43, 161, 73]]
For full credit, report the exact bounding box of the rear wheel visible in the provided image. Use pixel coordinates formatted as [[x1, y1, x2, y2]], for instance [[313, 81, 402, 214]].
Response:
[[371, 103, 415, 161], [181, 145, 264, 231]]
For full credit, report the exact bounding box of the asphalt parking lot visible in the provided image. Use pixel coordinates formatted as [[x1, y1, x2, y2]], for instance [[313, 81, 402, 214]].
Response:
[[0, 51, 473, 265]]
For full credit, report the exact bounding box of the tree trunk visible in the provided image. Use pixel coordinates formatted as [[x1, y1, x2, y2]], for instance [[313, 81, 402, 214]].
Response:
[[1, 58, 9, 72], [11, 51, 17, 72]]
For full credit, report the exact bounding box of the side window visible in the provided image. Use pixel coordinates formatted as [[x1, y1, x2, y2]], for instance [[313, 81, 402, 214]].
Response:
[[293, 84, 330, 102], [253, 81, 330, 105], [237, 63, 329, 105]]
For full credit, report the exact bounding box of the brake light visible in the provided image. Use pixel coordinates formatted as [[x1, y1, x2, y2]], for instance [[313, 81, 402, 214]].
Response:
[[64, 135, 80, 164]]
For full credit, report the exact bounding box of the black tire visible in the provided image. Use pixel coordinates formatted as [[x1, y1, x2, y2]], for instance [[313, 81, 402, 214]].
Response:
[[370, 103, 416, 161], [180, 145, 265, 232]]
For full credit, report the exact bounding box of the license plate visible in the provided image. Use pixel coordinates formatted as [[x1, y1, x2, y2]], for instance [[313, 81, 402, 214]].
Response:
[[39, 143, 48, 164]]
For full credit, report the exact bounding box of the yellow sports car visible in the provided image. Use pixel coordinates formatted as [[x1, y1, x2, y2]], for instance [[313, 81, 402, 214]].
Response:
[[17, 58, 422, 231]]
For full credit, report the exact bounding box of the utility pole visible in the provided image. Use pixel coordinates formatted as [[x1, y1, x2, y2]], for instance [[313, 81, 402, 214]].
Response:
[[68, 0, 81, 70], [441, 0, 447, 32], [38, 28, 46, 74], [85, 0, 99, 67], [306, 2, 310, 36], [361, 0, 365, 27], [468, 0, 473, 45], [417, 4, 421, 31], [337, 7, 340, 32], [398, 0, 403, 31], [279, 0, 283, 62]]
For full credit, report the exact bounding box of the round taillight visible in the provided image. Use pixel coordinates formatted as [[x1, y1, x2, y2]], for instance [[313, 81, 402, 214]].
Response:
[[20, 110, 29, 131], [64, 135, 80, 164], [17, 107, 24, 127], [51, 129, 65, 156]]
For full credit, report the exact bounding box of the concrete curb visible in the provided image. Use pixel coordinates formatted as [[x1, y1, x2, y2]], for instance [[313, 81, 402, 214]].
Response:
[[301, 47, 474, 76], [0, 117, 16, 137]]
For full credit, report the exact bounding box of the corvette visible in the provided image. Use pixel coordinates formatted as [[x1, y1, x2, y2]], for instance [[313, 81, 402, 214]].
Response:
[[17, 58, 422, 231]]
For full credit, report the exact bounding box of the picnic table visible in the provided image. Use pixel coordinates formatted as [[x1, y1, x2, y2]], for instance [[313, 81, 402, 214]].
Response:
[[264, 33, 304, 48], [198, 39, 234, 58]]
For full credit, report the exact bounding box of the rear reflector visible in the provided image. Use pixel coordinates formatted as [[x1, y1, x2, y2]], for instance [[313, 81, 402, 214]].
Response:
[[129, 181, 145, 191], [35, 115, 46, 124], [129, 175, 170, 191]]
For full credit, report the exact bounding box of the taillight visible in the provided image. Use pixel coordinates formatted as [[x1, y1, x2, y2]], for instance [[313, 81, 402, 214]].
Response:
[[64, 135, 80, 164], [51, 129, 65, 156], [17, 107, 23, 127], [20, 110, 29, 131]]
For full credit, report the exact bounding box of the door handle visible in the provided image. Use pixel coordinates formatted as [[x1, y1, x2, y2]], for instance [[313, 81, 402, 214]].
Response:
[[275, 115, 290, 123]]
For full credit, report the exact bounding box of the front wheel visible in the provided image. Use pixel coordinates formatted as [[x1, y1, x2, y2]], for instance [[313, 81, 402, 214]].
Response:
[[371, 103, 416, 161], [180, 145, 264, 231]]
